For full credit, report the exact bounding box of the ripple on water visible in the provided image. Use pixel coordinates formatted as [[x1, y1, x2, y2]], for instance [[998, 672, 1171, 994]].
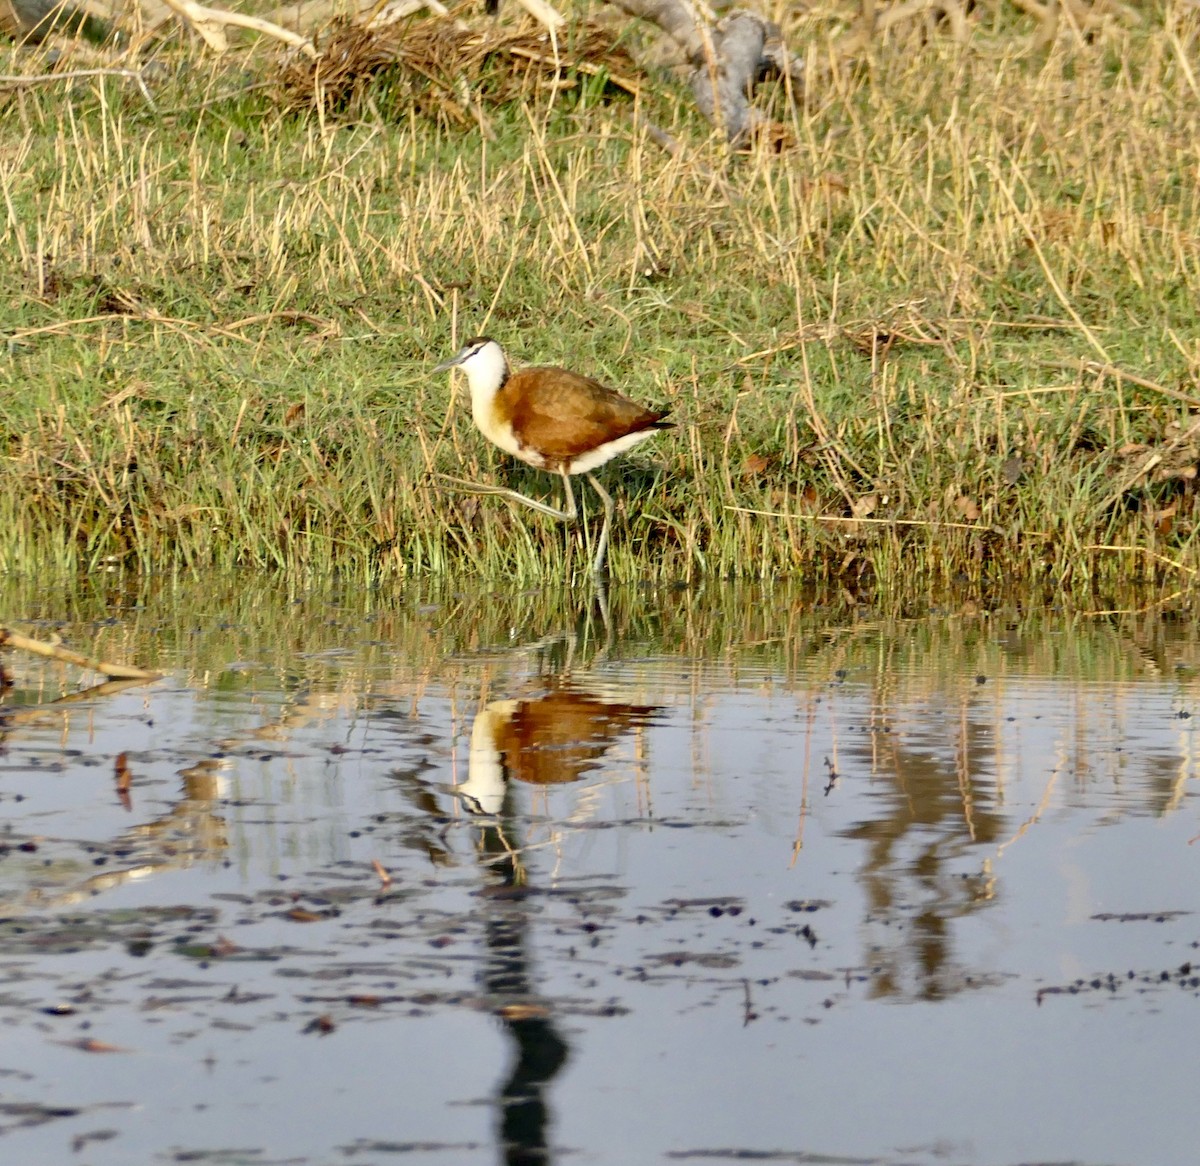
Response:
[[1, 587, 1198, 1166]]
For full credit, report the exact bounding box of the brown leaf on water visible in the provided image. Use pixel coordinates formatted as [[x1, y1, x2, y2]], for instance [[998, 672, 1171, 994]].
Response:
[[303, 1015, 336, 1035], [371, 859, 393, 889], [213, 934, 240, 957], [954, 496, 981, 521], [287, 907, 325, 923], [497, 1003, 550, 1021], [114, 752, 132, 812], [59, 1038, 128, 1053], [349, 995, 381, 1008]]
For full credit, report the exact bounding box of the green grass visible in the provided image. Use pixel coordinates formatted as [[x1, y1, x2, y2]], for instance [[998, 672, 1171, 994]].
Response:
[[3, 3, 1200, 603]]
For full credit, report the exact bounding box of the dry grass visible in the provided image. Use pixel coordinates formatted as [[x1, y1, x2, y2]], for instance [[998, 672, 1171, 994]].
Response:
[[2, 2, 1200, 603], [276, 13, 639, 122]]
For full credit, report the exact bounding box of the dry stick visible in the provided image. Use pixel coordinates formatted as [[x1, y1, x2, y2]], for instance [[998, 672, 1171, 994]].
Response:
[[996, 758, 1061, 859], [0, 627, 161, 681], [368, 0, 457, 26], [157, 0, 318, 56], [6, 314, 127, 343], [0, 68, 156, 108], [724, 505, 1052, 537], [513, 0, 565, 30], [222, 311, 332, 333], [507, 46, 640, 96], [7, 311, 252, 350], [1039, 358, 1200, 410], [1083, 588, 1190, 618], [1081, 545, 1198, 577], [0, 677, 159, 728]]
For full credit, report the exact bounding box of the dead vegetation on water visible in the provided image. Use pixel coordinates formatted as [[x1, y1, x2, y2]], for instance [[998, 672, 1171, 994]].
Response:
[[2, 2, 1200, 602]]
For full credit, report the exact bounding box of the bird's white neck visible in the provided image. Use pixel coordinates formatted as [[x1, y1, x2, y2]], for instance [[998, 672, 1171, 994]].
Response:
[[460, 341, 510, 422]]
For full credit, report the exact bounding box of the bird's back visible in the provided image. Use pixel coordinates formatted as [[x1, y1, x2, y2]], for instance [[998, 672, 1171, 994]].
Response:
[[497, 366, 671, 467]]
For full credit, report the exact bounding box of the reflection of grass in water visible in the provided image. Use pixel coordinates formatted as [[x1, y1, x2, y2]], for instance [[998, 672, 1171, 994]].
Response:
[[3, 573, 1199, 699], [2, 16, 1200, 592]]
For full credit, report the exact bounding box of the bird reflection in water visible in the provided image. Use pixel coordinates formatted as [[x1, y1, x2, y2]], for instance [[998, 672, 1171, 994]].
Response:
[[460, 676, 661, 1165], [461, 685, 660, 820]]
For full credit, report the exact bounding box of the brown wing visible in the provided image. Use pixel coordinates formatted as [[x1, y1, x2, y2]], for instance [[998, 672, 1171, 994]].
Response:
[[500, 366, 670, 462], [496, 690, 661, 785]]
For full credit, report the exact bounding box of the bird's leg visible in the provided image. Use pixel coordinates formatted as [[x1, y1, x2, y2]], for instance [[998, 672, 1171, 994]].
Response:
[[585, 473, 615, 576], [589, 574, 615, 661], [434, 472, 578, 523], [437, 470, 615, 575]]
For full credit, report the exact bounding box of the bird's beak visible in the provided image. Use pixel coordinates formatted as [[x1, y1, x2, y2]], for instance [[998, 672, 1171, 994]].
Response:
[[432, 348, 466, 374]]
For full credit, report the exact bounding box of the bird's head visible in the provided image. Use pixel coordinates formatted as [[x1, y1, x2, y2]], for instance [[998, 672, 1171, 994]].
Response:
[[432, 336, 508, 390]]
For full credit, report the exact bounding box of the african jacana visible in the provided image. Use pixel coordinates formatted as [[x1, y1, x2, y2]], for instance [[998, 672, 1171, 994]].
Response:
[[460, 686, 662, 815], [432, 337, 672, 576]]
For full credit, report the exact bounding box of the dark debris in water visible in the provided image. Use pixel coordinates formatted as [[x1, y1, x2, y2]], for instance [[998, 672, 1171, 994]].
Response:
[[0, 1100, 132, 1134], [1036, 961, 1200, 1004], [0, 906, 218, 955], [0, 870, 857, 1058], [341, 1141, 485, 1158], [1091, 910, 1192, 923], [665, 1150, 880, 1163], [161, 1149, 299, 1164]]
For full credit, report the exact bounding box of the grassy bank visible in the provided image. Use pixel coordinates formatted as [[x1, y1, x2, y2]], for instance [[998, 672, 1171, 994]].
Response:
[[3, 2, 1200, 601]]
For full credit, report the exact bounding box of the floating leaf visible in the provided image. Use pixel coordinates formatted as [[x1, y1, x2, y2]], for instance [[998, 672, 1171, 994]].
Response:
[[287, 907, 325, 923]]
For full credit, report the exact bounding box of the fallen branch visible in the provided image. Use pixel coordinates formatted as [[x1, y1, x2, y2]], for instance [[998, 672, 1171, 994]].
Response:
[[0, 626, 161, 681], [725, 505, 1019, 534], [1040, 358, 1200, 410], [603, 0, 800, 144], [0, 676, 160, 729], [0, 67, 157, 106], [1080, 544, 1198, 576], [157, 0, 318, 56], [512, 0, 564, 32]]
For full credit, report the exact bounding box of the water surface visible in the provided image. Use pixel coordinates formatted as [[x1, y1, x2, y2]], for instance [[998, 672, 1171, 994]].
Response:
[[1, 578, 1197, 1166]]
